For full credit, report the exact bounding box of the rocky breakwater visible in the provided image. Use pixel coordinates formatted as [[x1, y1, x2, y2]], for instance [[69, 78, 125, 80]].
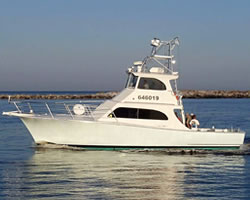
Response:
[[0, 90, 249, 100], [182, 90, 250, 98], [0, 92, 118, 100]]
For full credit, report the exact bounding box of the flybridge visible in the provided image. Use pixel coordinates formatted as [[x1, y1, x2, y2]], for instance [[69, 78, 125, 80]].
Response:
[[128, 37, 180, 75], [126, 37, 181, 104]]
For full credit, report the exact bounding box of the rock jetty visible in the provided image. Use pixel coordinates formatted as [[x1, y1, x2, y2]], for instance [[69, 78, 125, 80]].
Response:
[[181, 90, 250, 98], [0, 90, 249, 100], [0, 92, 118, 100]]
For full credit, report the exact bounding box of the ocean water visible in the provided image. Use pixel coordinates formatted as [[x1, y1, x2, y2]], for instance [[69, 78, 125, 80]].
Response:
[[0, 98, 250, 200]]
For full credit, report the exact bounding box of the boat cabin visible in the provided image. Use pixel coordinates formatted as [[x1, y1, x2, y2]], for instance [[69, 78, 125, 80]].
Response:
[[95, 38, 188, 130]]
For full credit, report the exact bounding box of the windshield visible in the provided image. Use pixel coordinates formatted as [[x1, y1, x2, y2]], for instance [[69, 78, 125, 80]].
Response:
[[126, 74, 138, 89]]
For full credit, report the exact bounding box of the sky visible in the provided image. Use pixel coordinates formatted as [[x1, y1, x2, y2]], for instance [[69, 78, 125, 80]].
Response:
[[0, 0, 250, 91]]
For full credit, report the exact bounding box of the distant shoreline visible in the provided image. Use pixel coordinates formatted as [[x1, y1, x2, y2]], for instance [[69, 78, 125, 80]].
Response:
[[0, 90, 249, 99]]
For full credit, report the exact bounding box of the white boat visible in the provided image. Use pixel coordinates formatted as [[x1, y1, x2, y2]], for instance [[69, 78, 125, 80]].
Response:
[[3, 37, 245, 150]]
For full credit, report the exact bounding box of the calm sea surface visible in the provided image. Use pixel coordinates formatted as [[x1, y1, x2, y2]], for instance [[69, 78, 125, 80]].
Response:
[[0, 97, 250, 200]]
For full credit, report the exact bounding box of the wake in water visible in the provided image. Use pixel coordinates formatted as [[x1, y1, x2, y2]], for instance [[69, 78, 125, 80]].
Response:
[[34, 141, 250, 155], [34, 142, 84, 151], [119, 143, 250, 156]]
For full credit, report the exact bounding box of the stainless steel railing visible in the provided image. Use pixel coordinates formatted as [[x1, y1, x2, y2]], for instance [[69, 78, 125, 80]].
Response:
[[10, 100, 117, 121]]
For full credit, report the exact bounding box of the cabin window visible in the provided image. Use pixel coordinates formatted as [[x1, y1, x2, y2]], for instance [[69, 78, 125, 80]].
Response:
[[174, 109, 183, 123], [126, 74, 138, 88], [170, 80, 177, 91], [113, 107, 138, 118], [110, 107, 168, 120], [138, 78, 166, 90]]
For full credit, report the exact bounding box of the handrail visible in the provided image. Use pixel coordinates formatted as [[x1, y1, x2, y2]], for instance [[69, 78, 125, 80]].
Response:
[[13, 102, 21, 113], [45, 103, 54, 119], [128, 37, 179, 75], [64, 103, 74, 119], [8, 100, 115, 121]]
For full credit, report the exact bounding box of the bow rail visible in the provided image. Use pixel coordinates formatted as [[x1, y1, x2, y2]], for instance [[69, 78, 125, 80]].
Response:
[[6, 100, 116, 121]]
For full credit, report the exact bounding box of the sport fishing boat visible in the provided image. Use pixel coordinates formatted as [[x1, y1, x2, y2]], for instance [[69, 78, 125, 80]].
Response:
[[3, 37, 245, 150]]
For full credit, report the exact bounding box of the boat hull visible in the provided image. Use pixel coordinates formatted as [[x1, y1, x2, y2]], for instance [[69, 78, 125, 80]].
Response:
[[20, 116, 245, 150]]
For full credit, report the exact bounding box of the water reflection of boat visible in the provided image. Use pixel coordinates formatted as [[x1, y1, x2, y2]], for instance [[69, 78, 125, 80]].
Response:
[[2, 148, 246, 199], [3, 38, 245, 149]]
